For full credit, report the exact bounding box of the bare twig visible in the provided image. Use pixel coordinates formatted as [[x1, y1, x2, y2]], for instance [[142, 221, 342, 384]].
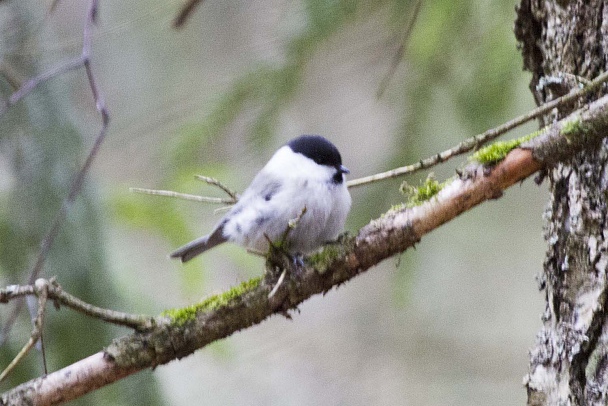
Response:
[[0, 58, 84, 116], [267, 207, 307, 298], [0, 279, 155, 331], [376, 0, 423, 98], [272, 206, 308, 247], [0, 0, 109, 345], [268, 269, 287, 299], [28, 0, 108, 287], [0, 280, 49, 383], [194, 175, 239, 201], [130, 187, 235, 205], [173, 0, 206, 28], [348, 69, 608, 188], [0, 62, 26, 91], [132, 71, 608, 200], [286, 206, 307, 233], [129, 175, 239, 206]]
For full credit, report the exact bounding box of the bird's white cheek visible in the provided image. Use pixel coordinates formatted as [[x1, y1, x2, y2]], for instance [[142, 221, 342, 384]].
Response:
[[334, 187, 352, 229]]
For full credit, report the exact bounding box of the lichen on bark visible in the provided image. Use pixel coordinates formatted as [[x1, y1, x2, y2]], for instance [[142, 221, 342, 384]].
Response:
[[515, 0, 608, 403]]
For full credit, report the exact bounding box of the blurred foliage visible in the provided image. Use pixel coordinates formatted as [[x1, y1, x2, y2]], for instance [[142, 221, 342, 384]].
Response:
[[169, 0, 393, 172], [112, 192, 191, 247]]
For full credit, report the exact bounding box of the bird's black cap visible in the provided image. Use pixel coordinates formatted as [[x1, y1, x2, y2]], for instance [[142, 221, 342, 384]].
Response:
[[288, 135, 344, 168]]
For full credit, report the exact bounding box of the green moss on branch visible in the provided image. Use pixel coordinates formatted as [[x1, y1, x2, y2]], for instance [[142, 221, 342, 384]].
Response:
[[401, 174, 449, 207], [162, 277, 263, 326]]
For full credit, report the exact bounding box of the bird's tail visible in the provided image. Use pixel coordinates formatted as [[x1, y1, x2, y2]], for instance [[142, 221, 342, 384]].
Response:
[[169, 229, 226, 263]]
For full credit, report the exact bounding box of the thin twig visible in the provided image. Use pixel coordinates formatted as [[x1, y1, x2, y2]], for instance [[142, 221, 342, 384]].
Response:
[[27, 0, 108, 286], [50, 0, 61, 12], [0, 62, 26, 91], [0, 276, 153, 385], [0, 57, 84, 116], [130, 187, 235, 205], [136, 70, 608, 197], [0, 0, 109, 345], [130, 73, 608, 200], [194, 175, 239, 201], [348, 69, 608, 188], [268, 269, 286, 299], [0, 280, 49, 383], [130, 174, 239, 205], [173, 0, 206, 28], [283, 206, 307, 242], [0, 279, 155, 331], [376, 0, 423, 98]]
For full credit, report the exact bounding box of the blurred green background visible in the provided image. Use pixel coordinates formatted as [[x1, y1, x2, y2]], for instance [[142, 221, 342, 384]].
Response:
[[0, 0, 545, 404]]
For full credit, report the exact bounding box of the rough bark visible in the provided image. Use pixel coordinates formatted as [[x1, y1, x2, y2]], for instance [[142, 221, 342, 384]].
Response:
[[515, 0, 608, 404]]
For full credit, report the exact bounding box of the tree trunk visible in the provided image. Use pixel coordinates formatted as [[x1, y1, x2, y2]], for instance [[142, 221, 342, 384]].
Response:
[[515, 1, 608, 404]]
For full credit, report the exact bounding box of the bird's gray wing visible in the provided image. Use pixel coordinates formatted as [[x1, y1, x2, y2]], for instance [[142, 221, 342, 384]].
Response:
[[171, 172, 282, 262]]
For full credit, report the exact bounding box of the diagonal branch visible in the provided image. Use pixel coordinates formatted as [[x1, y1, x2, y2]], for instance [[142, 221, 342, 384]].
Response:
[[347, 69, 608, 188], [0, 0, 109, 345], [173, 0, 206, 28], [26, 0, 108, 285], [3, 90, 608, 406], [376, 0, 423, 98], [127, 70, 608, 210]]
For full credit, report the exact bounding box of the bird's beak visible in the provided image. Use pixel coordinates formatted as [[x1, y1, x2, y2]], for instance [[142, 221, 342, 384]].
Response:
[[338, 165, 350, 174]]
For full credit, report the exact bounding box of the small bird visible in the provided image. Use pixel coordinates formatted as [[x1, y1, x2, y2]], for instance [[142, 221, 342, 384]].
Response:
[[170, 135, 352, 263]]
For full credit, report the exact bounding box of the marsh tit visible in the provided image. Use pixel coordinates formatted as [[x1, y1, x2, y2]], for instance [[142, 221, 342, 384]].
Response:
[[170, 135, 352, 263]]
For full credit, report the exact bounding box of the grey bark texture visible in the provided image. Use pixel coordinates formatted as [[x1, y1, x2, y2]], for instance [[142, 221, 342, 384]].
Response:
[[515, 0, 608, 404]]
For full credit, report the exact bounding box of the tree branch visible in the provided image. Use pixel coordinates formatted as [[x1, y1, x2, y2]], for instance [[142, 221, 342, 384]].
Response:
[[376, 0, 423, 98], [0, 279, 154, 331], [173, 0, 205, 28], [0, 0, 108, 345], [3, 91, 608, 405], [129, 187, 235, 205], [347, 69, 608, 188]]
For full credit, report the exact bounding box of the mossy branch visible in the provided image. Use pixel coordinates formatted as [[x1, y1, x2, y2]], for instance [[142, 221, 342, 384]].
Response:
[[3, 93, 608, 405]]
